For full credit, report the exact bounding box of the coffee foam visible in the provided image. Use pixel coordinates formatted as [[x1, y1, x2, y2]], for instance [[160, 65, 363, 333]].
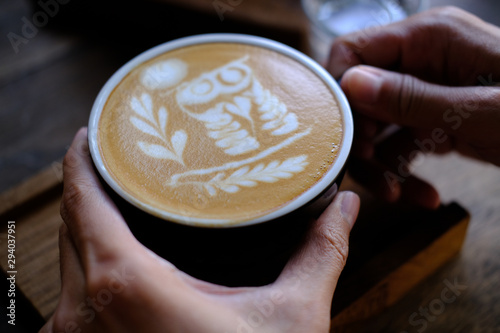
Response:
[[98, 42, 343, 225]]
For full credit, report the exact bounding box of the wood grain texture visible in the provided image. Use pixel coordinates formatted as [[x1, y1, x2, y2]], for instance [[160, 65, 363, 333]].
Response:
[[331, 211, 469, 332], [0, 164, 63, 320], [356, 153, 500, 332], [0, 160, 62, 216]]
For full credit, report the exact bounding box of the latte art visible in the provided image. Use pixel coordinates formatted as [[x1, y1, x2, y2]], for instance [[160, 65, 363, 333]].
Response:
[[140, 58, 188, 90], [96, 41, 345, 225], [176, 57, 259, 155], [177, 57, 252, 106]]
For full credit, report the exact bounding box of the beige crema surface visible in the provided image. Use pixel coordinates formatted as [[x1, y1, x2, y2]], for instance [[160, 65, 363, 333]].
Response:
[[99, 43, 343, 225]]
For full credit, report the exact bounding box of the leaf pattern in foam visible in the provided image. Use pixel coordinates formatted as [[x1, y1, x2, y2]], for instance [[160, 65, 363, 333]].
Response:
[[158, 107, 168, 137], [202, 155, 308, 196], [171, 130, 187, 159], [196, 102, 259, 155], [272, 113, 298, 136], [225, 96, 252, 122], [130, 93, 187, 165], [138, 142, 184, 164], [131, 94, 155, 123], [130, 117, 161, 139], [245, 79, 299, 136]]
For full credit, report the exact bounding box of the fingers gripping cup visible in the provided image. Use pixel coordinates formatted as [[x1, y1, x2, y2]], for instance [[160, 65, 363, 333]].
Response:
[[88, 34, 353, 286], [302, 0, 426, 62]]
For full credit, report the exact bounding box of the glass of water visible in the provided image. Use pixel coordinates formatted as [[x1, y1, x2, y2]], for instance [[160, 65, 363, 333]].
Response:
[[302, 0, 427, 62]]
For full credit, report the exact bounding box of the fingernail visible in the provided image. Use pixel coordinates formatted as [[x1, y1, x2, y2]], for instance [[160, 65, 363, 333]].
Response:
[[342, 66, 383, 104], [340, 192, 360, 229]]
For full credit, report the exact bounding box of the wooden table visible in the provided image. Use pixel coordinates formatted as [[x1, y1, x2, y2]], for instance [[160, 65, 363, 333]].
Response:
[[361, 154, 500, 332], [1, 0, 499, 332]]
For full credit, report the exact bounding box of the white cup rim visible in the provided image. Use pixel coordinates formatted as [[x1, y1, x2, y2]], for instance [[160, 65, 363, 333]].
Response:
[[88, 33, 353, 228]]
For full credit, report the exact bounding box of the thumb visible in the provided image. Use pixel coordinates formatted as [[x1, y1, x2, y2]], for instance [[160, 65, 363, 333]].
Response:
[[61, 128, 141, 269], [276, 192, 359, 305], [341, 65, 496, 138]]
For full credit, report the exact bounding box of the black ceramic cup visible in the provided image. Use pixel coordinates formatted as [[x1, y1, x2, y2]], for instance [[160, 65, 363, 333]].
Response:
[[88, 34, 353, 286]]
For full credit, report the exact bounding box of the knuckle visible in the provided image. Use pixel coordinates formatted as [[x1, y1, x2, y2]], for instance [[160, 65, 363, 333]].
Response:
[[432, 6, 468, 21], [51, 306, 77, 333], [60, 181, 93, 222], [410, 6, 470, 39], [86, 270, 122, 302], [397, 74, 425, 121], [317, 223, 350, 267], [61, 140, 90, 175], [114, 279, 141, 304], [425, 6, 471, 31], [62, 146, 79, 171], [85, 271, 111, 297], [51, 314, 67, 333], [85, 262, 138, 304]]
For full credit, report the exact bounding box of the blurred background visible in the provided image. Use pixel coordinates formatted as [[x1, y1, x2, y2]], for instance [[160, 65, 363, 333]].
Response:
[[1, 0, 500, 332]]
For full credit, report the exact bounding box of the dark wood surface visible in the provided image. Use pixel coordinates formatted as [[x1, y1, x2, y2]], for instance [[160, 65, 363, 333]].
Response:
[[356, 153, 500, 333], [1, 0, 499, 332]]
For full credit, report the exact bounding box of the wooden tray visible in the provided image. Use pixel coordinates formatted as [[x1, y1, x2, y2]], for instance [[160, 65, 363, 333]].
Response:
[[0, 162, 469, 332]]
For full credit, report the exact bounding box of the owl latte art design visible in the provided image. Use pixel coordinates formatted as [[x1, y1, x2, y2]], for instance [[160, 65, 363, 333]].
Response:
[[131, 55, 311, 197], [97, 42, 344, 224]]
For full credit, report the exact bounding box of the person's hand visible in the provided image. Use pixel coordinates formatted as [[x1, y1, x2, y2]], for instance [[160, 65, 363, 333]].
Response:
[[40, 128, 360, 333], [327, 6, 500, 208]]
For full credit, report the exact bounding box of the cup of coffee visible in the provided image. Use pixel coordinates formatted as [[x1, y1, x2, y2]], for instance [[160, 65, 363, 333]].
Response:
[[88, 34, 353, 286]]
